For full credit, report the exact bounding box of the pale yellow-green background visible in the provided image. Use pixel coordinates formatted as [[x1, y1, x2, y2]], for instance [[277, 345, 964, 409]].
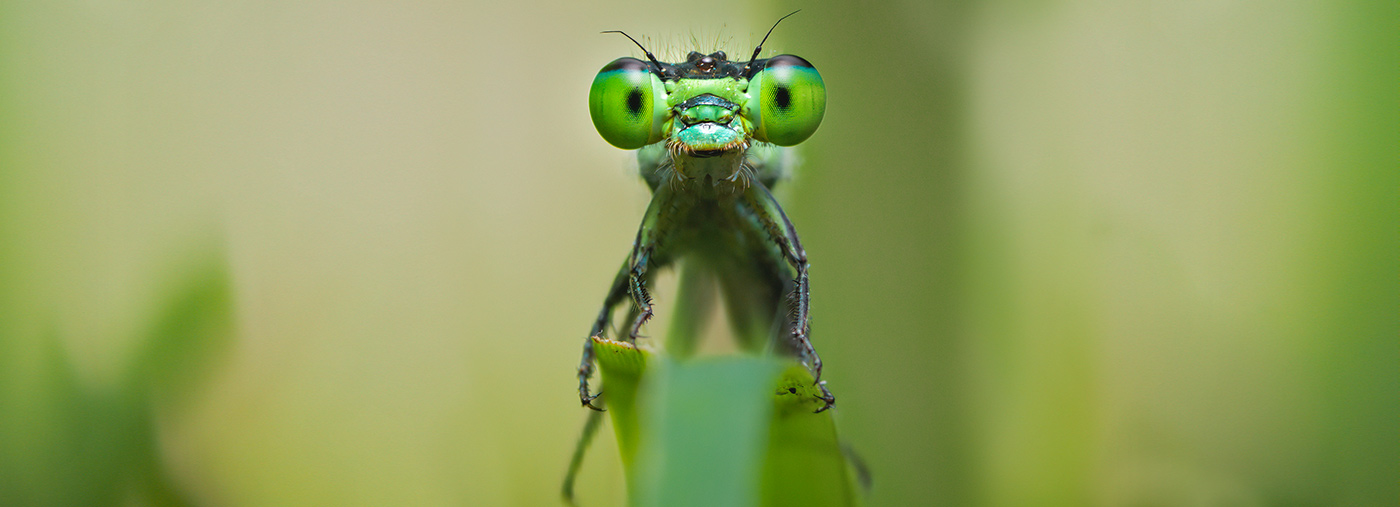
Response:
[[0, 1, 1393, 506]]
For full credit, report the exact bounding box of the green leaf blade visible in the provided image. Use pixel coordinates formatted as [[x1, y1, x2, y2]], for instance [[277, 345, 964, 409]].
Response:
[[633, 357, 783, 507]]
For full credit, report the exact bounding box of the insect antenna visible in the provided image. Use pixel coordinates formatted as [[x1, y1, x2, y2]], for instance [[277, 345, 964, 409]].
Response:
[[744, 10, 801, 75], [601, 30, 666, 71]]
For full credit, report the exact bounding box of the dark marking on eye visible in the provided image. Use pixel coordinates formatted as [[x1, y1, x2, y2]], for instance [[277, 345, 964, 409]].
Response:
[[774, 86, 791, 110], [766, 54, 814, 70], [626, 90, 643, 115], [602, 57, 651, 73]]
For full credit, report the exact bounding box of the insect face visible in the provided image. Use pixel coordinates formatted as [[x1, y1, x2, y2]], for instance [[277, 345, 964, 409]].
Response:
[[588, 53, 825, 152]]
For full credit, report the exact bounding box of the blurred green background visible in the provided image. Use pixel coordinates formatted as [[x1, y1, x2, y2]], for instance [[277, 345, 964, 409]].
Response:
[[0, 0, 1393, 506]]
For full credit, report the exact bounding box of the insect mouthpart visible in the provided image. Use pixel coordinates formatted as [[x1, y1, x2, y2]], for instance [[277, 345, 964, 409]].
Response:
[[673, 94, 747, 152]]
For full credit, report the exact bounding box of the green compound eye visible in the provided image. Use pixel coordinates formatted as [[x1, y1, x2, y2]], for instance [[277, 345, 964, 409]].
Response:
[[589, 58, 669, 149], [745, 55, 826, 146]]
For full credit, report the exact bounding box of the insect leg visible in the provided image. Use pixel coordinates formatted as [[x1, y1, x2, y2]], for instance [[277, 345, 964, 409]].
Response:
[[744, 181, 836, 412], [560, 409, 605, 506], [625, 185, 683, 343], [626, 252, 654, 343], [578, 260, 630, 411], [579, 184, 683, 409]]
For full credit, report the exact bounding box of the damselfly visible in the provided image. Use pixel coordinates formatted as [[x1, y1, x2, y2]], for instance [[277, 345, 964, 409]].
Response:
[[576, 12, 834, 412]]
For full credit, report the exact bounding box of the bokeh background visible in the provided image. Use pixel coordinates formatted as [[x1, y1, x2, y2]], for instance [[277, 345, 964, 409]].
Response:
[[0, 1, 1393, 506]]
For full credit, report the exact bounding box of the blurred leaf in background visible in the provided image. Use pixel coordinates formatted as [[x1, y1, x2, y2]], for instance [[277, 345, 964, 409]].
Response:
[[793, 1, 1397, 506], [0, 252, 233, 507]]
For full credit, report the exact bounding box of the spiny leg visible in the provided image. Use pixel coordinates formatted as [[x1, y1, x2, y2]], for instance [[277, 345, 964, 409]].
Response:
[[578, 261, 630, 411], [624, 182, 683, 344], [791, 266, 835, 412], [745, 181, 835, 412], [578, 183, 683, 410], [782, 251, 836, 412], [626, 254, 654, 343]]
